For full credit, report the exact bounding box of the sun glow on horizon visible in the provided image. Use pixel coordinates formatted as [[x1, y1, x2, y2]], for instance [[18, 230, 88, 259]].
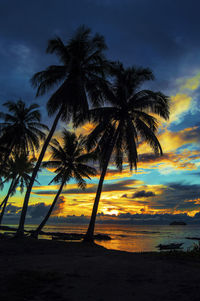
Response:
[[101, 208, 119, 216]]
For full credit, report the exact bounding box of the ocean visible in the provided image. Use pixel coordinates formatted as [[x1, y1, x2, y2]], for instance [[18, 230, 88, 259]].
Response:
[[21, 223, 200, 252]]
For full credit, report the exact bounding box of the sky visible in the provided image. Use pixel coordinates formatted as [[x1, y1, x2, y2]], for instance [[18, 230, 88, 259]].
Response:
[[1, 0, 200, 225]]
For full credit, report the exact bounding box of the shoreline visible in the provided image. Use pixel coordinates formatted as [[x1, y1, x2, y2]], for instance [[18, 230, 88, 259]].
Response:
[[0, 225, 111, 241], [1, 224, 200, 253], [1, 238, 200, 300]]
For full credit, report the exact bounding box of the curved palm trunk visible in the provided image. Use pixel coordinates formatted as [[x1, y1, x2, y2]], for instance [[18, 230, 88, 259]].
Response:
[[0, 198, 6, 210], [0, 178, 16, 225], [32, 181, 65, 238], [84, 154, 111, 243], [84, 125, 120, 243], [17, 108, 63, 237]]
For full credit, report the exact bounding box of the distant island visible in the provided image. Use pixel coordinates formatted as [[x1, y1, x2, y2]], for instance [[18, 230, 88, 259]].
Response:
[[170, 221, 187, 225]]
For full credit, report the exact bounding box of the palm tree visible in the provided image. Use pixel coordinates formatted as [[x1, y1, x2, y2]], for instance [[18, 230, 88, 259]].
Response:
[[0, 154, 37, 225], [17, 25, 108, 236], [0, 100, 48, 161], [32, 129, 96, 238], [78, 63, 170, 242]]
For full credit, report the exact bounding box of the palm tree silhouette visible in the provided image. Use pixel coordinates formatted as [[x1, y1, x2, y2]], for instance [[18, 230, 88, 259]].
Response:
[[32, 129, 96, 238], [0, 154, 37, 225], [17, 25, 108, 236], [79, 63, 170, 242], [0, 100, 48, 161]]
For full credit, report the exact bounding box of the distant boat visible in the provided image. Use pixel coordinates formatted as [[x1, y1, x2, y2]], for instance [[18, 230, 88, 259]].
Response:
[[156, 243, 183, 250], [169, 221, 187, 225]]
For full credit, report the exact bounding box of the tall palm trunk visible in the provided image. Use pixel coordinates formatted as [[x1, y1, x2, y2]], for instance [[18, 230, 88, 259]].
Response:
[[33, 181, 65, 238], [84, 125, 120, 243], [0, 178, 16, 225], [17, 108, 63, 236]]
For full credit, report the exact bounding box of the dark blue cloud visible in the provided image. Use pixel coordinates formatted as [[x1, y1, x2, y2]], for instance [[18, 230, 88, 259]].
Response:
[[149, 183, 200, 212], [132, 190, 155, 198], [3, 204, 200, 225], [1, 0, 200, 107], [122, 190, 155, 198], [34, 179, 138, 195], [5, 197, 65, 220]]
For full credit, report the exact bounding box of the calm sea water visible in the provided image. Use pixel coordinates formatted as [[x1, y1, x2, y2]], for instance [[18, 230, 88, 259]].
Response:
[[19, 224, 200, 253]]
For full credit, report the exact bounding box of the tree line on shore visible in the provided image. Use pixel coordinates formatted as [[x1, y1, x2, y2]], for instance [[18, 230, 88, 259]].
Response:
[[0, 25, 170, 242]]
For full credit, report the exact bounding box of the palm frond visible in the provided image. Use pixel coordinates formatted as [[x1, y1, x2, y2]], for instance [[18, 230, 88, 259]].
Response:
[[135, 118, 163, 155], [46, 130, 97, 191], [47, 37, 70, 64], [125, 118, 138, 170], [0, 100, 47, 157], [73, 170, 87, 190], [31, 65, 67, 97], [129, 90, 170, 120], [131, 110, 158, 132]]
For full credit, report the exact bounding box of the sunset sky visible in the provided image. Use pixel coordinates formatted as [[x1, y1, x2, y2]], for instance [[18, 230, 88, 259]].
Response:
[[1, 0, 200, 224]]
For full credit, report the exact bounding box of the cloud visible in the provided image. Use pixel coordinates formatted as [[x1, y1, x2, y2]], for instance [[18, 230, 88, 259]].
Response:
[[159, 126, 200, 152], [179, 72, 200, 91], [138, 148, 200, 174], [52, 196, 65, 216], [147, 182, 200, 215], [5, 204, 21, 215], [34, 179, 141, 195], [132, 190, 155, 198], [117, 182, 200, 216], [169, 93, 192, 124], [114, 212, 195, 225], [4, 209, 200, 225], [4, 190, 200, 225], [5, 196, 66, 220], [28, 203, 49, 219], [121, 194, 128, 198], [1, 0, 200, 105], [122, 190, 155, 199]]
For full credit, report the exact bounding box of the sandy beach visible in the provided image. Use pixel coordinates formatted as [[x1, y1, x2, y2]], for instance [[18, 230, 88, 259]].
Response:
[[0, 238, 200, 301]]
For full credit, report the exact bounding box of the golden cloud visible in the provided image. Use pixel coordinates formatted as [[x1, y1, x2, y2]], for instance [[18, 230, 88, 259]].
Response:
[[169, 93, 192, 124], [179, 72, 200, 91], [138, 149, 199, 173], [139, 126, 200, 156], [76, 122, 95, 136]]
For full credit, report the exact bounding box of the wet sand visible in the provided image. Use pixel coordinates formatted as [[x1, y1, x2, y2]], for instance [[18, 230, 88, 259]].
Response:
[[0, 238, 200, 301]]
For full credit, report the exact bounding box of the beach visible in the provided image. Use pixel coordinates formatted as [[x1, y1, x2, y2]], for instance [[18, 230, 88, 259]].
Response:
[[1, 238, 200, 301]]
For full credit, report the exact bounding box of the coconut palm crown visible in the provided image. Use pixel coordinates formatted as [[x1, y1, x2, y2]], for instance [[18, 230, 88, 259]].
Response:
[[78, 63, 170, 242], [0, 153, 37, 225], [44, 130, 97, 187], [32, 25, 108, 121], [0, 100, 48, 158]]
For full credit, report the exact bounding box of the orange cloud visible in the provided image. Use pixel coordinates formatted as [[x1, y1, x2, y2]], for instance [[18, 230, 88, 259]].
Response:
[[138, 126, 200, 156], [76, 122, 95, 136], [138, 149, 199, 172]]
